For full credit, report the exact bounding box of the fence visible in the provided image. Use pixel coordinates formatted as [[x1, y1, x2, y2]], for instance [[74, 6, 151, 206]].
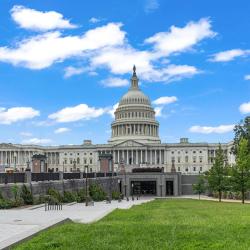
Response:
[[0, 173, 25, 184], [0, 172, 118, 184]]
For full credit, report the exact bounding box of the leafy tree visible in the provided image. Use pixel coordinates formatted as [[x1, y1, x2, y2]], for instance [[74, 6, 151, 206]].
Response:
[[193, 175, 206, 200], [231, 138, 250, 204], [233, 116, 250, 154], [206, 144, 229, 202]]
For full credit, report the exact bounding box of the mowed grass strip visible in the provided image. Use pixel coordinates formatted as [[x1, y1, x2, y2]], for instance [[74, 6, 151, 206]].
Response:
[[14, 199, 250, 250]]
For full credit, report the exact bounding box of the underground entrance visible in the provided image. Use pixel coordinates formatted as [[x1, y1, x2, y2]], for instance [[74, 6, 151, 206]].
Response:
[[131, 181, 157, 195]]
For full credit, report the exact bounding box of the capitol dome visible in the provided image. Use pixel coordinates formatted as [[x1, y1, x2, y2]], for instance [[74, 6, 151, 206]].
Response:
[[109, 66, 161, 144]]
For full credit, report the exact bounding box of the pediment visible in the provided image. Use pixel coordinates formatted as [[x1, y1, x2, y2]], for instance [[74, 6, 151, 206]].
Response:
[[113, 140, 146, 148]]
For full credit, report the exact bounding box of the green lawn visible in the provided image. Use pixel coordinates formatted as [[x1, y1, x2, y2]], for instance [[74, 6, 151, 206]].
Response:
[[14, 199, 250, 250]]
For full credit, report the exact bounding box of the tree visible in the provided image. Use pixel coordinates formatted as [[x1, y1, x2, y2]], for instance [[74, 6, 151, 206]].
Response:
[[206, 144, 229, 202], [193, 175, 206, 199], [231, 138, 250, 204], [233, 116, 250, 155]]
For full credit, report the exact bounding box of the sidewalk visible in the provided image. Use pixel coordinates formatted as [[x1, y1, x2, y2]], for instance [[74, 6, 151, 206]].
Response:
[[179, 195, 250, 203]]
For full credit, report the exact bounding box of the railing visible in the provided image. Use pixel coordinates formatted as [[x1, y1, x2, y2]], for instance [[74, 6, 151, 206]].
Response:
[[0, 172, 118, 184], [63, 172, 81, 180], [0, 173, 25, 184], [32, 172, 60, 182]]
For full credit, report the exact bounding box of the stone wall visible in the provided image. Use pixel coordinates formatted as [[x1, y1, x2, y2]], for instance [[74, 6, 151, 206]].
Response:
[[181, 175, 200, 195], [0, 177, 119, 200]]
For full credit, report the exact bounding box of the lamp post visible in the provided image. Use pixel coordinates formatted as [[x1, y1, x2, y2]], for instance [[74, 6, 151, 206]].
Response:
[[131, 182, 134, 201], [85, 165, 89, 206], [73, 159, 76, 172]]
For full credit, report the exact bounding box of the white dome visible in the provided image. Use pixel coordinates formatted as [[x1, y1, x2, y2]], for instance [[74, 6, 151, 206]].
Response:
[[119, 89, 151, 106]]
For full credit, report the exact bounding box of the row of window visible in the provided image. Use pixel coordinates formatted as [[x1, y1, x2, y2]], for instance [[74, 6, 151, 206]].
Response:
[[116, 111, 154, 119], [177, 166, 203, 172], [172, 156, 203, 163], [63, 157, 93, 165], [64, 152, 93, 156], [172, 150, 203, 154]]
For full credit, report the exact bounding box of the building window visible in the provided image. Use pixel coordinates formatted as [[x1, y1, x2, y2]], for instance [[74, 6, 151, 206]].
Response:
[[200, 151, 202, 154], [193, 151, 196, 154], [172, 151, 174, 154], [84, 158, 87, 164], [199, 157, 203, 163], [90, 158, 93, 164], [193, 167, 196, 171], [70, 158, 73, 164], [185, 167, 188, 172], [185, 156, 188, 163], [77, 157, 80, 164], [178, 167, 180, 171], [200, 167, 202, 172], [193, 156, 196, 163], [90, 153, 92, 155], [177, 157, 181, 163]]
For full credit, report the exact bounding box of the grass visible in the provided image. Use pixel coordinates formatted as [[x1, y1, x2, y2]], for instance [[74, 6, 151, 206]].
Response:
[[14, 199, 250, 250]]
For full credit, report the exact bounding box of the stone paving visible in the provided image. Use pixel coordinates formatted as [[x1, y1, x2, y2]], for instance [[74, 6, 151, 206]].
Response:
[[0, 197, 154, 249]]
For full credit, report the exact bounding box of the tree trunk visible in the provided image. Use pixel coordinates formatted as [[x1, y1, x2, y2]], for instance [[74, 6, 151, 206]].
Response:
[[242, 190, 245, 204], [219, 191, 222, 202], [199, 192, 200, 200]]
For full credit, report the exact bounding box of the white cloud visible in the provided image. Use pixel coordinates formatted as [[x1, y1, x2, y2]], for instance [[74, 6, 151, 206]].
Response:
[[22, 138, 52, 145], [0, 107, 39, 124], [189, 124, 235, 134], [209, 49, 250, 62], [89, 17, 101, 23], [20, 132, 32, 137], [244, 75, 250, 80], [239, 102, 250, 114], [154, 106, 163, 117], [11, 5, 77, 31], [108, 103, 119, 118], [152, 96, 178, 105], [144, 0, 159, 13], [49, 104, 107, 123], [54, 127, 71, 134], [0, 22, 125, 69], [100, 77, 129, 87], [145, 18, 216, 56], [64, 66, 85, 78]]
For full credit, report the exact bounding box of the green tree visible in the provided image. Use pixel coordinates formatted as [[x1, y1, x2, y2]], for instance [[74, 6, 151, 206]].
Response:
[[193, 175, 206, 200], [231, 138, 250, 204], [206, 144, 229, 202], [233, 116, 250, 155]]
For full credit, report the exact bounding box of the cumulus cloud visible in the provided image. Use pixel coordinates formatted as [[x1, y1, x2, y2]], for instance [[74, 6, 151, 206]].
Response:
[[49, 104, 107, 123], [189, 124, 235, 134], [144, 0, 159, 13], [100, 77, 129, 87], [54, 127, 71, 134], [145, 18, 216, 56], [0, 23, 125, 69], [209, 49, 250, 62], [0, 107, 39, 124], [244, 75, 250, 80], [108, 103, 119, 118], [64, 66, 86, 78], [89, 17, 101, 23], [239, 102, 250, 114], [152, 96, 178, 105], [154, 106, 163, 117], [11, 5, 77, 31], [22, 138, 52, 145]]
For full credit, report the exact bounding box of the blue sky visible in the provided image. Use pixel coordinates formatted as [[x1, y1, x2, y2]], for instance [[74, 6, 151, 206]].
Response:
[[0, 0, 249, 145]]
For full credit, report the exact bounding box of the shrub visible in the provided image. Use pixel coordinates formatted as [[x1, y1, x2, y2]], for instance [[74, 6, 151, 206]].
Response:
[[63, 191, 77, 203], [76, 189, 86, 202], [20, 185, 33, 205], [47, 188, 63, 203], [11, 184, 20, 203], [0, 199, 12, 209], [112, 191, 121, 200], [89, 184, 106, 201]]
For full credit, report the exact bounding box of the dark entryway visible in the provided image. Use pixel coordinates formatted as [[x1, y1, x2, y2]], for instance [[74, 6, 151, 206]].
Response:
[[131, 181, 157, 195], [166, 180, 174, 196]]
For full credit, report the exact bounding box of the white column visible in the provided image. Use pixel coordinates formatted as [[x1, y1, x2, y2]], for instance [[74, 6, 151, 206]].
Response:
[[118, 150, 120, 163], [159, 150, 162, 165], [140, 150, 143, 163], [146, 150, 148, 164], [136, 150, 138, 164], [126, 150, 129, 164]]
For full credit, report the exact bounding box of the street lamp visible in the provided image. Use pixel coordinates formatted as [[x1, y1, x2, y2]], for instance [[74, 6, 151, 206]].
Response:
[[85, 165, 89, 206], [26, 160, 31, 172], [131, 183, 134, 201]]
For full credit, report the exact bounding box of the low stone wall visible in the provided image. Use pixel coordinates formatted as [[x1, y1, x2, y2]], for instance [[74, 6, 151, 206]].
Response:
[[0, 177, 119, 199], [181, 175, 200, 195]]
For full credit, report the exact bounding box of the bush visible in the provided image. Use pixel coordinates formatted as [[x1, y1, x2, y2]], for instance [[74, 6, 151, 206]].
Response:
[[89, 184, 106, 201], [0, 199, 12, 209], [47, 188, 63, 203], [63, 191, 78, 203], [21, 185, 33, 205], [11, 184, 20, 203], [112, 191, 121, 200], [76, 189, 86, 202]]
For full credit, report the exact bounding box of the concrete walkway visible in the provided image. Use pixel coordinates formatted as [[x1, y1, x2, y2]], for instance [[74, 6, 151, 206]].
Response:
[[0, 197, 153, 249]]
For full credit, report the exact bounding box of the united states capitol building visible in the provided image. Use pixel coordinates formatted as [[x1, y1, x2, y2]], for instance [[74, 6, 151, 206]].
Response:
[[0, 67, 235, 175]]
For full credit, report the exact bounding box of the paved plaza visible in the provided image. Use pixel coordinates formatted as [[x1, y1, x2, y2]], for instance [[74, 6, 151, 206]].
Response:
[[0, 197, 153, 249]]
